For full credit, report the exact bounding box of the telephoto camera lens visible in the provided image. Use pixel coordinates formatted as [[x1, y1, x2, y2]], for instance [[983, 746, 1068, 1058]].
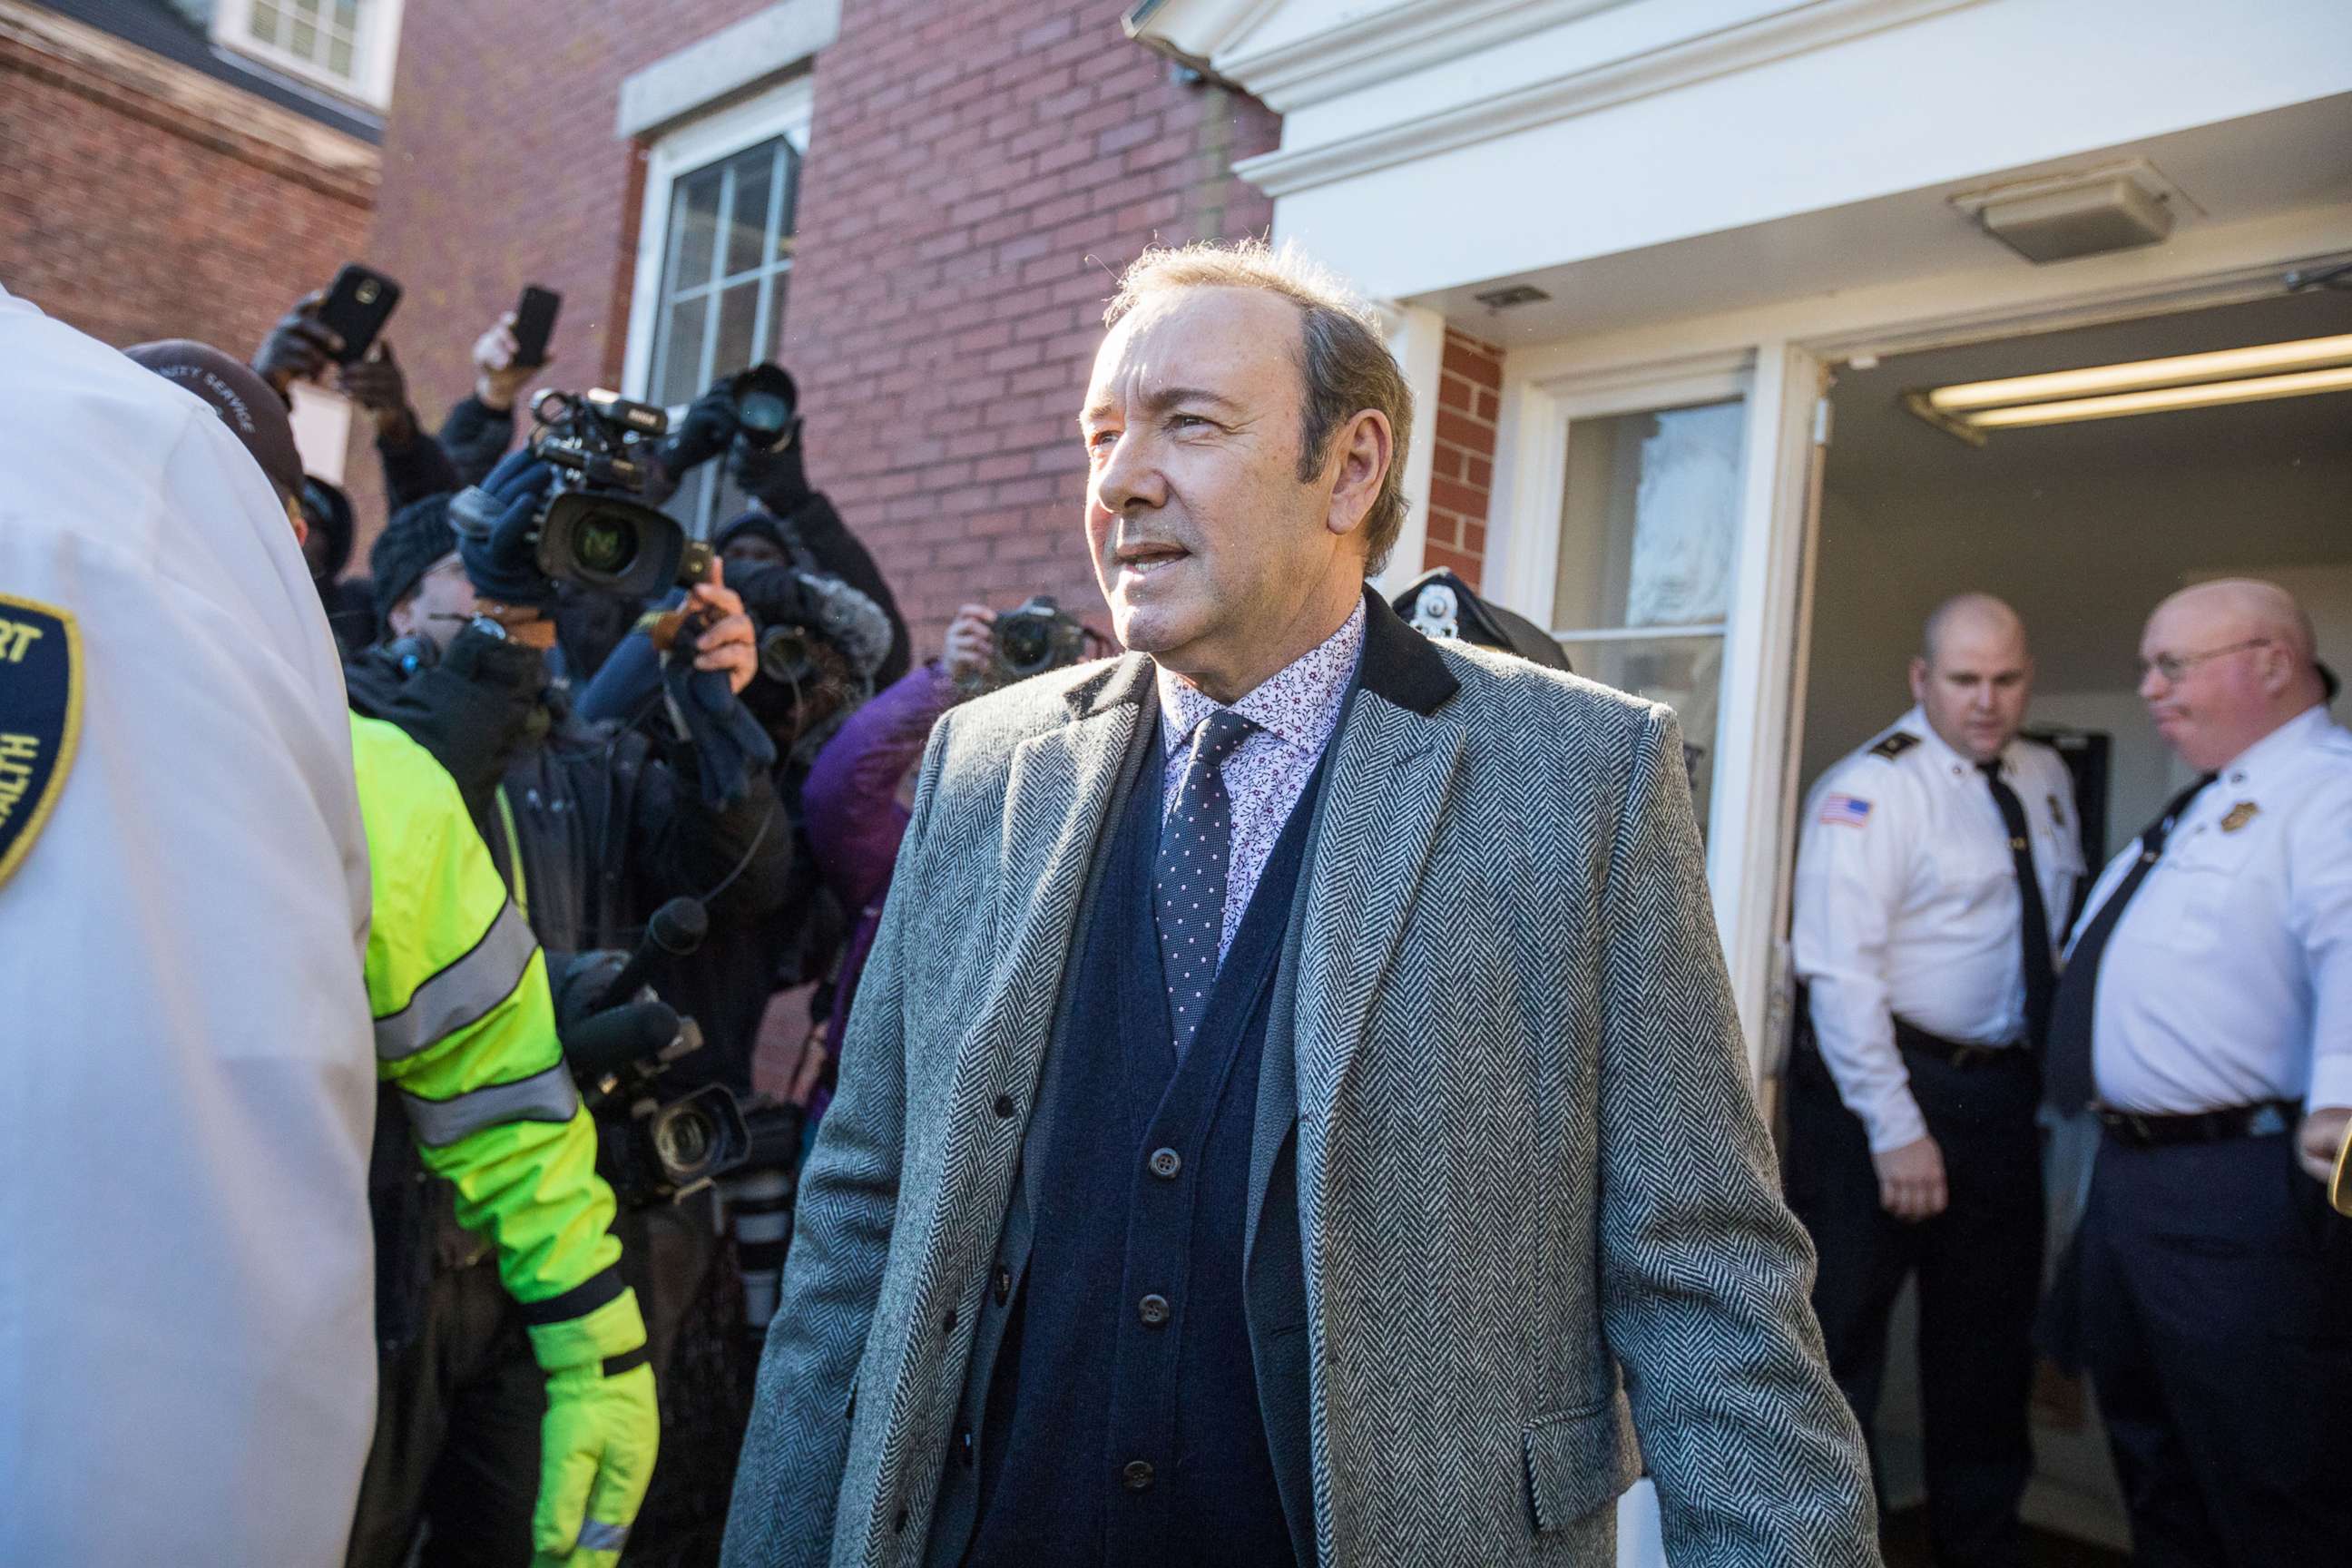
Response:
[[998, 617, 1051, 673], [759, 624, 815, 685], [729, 364, 799, 446]]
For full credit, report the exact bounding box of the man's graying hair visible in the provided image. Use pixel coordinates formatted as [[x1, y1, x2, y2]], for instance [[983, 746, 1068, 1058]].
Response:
[[1106, 239, 1414, 575]]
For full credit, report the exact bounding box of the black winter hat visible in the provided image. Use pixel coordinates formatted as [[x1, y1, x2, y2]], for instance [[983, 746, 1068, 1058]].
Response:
[[300, 476, 355, 581], [370, 494, 457, 626], [713, 507, 792, 557]]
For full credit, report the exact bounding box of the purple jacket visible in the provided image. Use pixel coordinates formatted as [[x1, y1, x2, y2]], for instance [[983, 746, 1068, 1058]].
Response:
[[802, 661, 959, 1058]]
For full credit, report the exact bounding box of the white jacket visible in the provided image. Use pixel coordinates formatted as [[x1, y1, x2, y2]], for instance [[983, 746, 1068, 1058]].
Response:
[[0, 283, 377, 1564]]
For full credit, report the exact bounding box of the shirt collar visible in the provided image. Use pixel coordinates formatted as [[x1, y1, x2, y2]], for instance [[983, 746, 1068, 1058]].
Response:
[[1899, 704, 2022, 784], [2214, 702, 2333, 789], [1158, 597, 1367, 759]]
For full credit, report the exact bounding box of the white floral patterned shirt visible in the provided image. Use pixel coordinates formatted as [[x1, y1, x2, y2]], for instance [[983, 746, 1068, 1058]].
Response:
[[1155, 597, 1366, 964]]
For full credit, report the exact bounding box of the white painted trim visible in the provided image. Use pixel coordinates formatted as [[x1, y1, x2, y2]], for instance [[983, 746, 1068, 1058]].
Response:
[[1706, 341, 1824, 1066], [1375, 301, 1445, 596], [615, 0, 838, 140], [1232, 0, 1984, 194], [619, 78, 816, 407], [210, 0, 404, 109], [1220, 0, 1631, 113]]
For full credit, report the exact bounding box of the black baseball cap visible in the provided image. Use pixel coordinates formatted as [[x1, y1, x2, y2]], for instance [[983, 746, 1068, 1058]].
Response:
[[124, 339, 306, 504]]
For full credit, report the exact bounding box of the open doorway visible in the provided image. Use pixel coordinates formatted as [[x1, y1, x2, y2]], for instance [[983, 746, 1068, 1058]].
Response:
[[1793, 286, 2352, 1555]]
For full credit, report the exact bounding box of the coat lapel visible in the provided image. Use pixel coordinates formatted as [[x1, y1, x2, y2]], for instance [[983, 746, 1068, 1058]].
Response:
[[1248, 593, 1462, 1255]]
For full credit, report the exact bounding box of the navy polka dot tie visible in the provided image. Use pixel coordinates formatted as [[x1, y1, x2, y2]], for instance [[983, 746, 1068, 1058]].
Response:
[[1157, 708, 1256, 1058]]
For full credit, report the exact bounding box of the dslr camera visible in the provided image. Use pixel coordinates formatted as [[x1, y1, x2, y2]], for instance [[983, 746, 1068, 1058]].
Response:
[[989, 595, 1093, 686], [507, 387, 715, 598]]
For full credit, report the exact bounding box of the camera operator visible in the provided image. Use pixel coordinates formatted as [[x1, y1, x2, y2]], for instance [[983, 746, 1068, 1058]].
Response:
[[654, 364, 912, 688], [349, 445, 792, 1426], [116, 340, 661, 1568], [565, 557, 895, 1098]]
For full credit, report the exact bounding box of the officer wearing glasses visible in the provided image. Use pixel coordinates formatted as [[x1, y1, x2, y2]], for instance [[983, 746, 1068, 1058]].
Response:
[[2044, 578, 2352, 1565]]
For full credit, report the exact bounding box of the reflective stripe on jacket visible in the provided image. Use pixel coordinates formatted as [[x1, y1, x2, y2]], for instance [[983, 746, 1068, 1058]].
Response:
[[349, 712, 622, 1312]]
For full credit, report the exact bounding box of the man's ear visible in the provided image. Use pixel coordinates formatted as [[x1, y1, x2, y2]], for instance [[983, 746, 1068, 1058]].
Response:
[[387, 595, 417, 639], [1322, 407, 1394, 543], [1908, 655, 1930, 704]]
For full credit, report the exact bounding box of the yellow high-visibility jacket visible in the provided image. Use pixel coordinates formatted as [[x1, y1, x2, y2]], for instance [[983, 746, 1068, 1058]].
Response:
[[351, 712, 640, 1357]]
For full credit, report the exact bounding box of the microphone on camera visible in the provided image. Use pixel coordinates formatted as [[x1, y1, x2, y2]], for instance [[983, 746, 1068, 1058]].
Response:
[[594, 896, 709, 1013], [562, 998, 683, 1085]]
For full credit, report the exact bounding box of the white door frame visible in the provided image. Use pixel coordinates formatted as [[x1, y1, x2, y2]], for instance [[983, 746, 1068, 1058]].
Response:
[[1486, 346, 1822, 1066], [1483, 225, 2352, 1075]]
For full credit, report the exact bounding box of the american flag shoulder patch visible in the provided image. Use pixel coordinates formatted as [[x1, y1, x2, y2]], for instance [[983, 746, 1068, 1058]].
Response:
[[1819, 793, 1873, 828]]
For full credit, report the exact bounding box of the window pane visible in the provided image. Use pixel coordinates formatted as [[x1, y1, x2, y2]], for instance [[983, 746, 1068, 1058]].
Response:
[[290, 19, 319, 58], [1553, 399, 1745, 633], [722, 146, 776, 279], [252, 4, 283, 44], [653, 298, 708, 407], [1557, 633, 1724, 838], [712, 280, 760, 378], [665, 168, 722, 297], [328, 36, 354, 74], [764, 270, 789, 348], [334, 0, 359, 33]]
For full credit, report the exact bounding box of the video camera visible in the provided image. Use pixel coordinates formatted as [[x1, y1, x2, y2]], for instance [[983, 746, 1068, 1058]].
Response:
[[553, 897, 804, 1207], [516, 387, 715, 599]]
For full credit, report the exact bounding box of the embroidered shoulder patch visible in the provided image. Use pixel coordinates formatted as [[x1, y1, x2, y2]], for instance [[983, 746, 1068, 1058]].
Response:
[[1868, 730, 1920, 761], [0, 594, 83, 889], [1819, 793, 1873, 828]]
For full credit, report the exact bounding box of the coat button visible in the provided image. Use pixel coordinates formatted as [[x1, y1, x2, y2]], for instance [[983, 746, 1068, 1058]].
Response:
[[1138, 1293, 1171, 1328], [1122, 1459, 1154, 1492], [1147, 1147, 1181, 1180], [942, 1308, 957, 1333], [993, 1093, 1015, 1118], [994, 1266, 1011, 1306], [894, 1506, 909, 1534], [959, 1427, 975, 1468]]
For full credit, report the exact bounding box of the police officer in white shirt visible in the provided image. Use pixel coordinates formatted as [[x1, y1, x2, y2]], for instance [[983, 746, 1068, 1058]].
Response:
[[1789, 593, 2082, 1568], [0, 286, 377, 1564], [2044, 579, 2352, 1566]]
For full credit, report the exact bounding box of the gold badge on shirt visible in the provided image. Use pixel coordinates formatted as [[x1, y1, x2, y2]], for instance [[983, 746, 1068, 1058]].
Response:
[[2221, 800, 2260, 833]]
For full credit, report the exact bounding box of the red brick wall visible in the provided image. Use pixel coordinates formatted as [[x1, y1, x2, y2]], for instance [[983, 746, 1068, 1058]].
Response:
[[364, 0, 1279, 637], [0, 21, 372, 358], [1423, 328, 1502, 589]]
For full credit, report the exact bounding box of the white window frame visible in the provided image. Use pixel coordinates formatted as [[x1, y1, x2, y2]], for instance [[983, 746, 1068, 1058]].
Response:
[[211, 0, 405, 108], [620, 79, 815, 418]]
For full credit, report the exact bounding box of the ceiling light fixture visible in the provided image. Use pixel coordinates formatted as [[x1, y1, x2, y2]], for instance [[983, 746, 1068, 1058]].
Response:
[[1903, 331, 2352, 445]]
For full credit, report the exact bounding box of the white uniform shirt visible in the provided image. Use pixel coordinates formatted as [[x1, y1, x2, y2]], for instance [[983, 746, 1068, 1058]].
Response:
[[2078, 705, 2352, 1114], [0, 284, 377, 1564], [1793, 708, 2083, 1151]]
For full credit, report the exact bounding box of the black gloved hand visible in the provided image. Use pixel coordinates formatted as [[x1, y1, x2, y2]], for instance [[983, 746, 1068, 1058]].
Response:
[[338, 342, 418, 443], [450, 449, 558, 606], [727, 425, 812, 516], [662, 377, 740, 474], [253, 291, 341, 397]]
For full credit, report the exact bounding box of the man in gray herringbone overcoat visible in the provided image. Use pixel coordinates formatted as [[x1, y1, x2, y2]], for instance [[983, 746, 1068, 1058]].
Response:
[[723, 240, 1877, 1568]]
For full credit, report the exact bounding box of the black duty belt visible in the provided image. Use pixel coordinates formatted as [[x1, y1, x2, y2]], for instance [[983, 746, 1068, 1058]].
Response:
[[1892, 1017, 2032, 1071], [2095, 1099, 2299, 1148]]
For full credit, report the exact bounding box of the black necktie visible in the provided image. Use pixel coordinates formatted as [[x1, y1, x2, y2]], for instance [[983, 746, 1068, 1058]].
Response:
[[1157, 710, 1256, 1058], [2042, 773, 2216, 1112], [1978, 760, 2055, 1051]]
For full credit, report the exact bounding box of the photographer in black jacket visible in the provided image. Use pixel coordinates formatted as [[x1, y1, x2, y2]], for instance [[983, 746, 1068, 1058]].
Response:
[[348, 472, 793, 1424], [654, 364, 912, 688]]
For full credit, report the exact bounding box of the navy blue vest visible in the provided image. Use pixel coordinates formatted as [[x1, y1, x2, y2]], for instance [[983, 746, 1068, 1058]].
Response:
[[962, 740, 1316, 1567]]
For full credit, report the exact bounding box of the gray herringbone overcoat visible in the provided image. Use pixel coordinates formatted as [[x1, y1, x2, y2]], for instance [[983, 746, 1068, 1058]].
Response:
[[724, 593, 1877, 1568]]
